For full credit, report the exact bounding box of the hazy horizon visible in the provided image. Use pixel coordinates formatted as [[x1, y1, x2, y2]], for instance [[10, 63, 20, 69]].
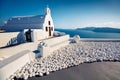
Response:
[[0, 0, 120, 29]]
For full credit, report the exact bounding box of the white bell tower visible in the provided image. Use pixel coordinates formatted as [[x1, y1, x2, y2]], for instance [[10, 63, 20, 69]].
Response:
[[45, 5, 51, 15]]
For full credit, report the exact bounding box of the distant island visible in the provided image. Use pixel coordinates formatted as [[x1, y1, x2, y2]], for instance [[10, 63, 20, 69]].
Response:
[[76, 27, 120, 33]]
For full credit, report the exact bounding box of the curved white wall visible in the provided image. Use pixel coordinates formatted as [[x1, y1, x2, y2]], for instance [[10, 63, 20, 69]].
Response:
[[0, 32, 25, 48]]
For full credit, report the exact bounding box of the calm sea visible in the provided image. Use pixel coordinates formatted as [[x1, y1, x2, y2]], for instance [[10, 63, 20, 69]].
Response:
[[55, 29, 120, 38]]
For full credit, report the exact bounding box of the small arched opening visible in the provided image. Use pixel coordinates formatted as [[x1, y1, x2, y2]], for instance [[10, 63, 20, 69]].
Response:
[[48, 21, 51, 25]]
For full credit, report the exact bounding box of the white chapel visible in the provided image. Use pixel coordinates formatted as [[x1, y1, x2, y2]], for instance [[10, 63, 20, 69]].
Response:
[[2, 6, 54, 37]]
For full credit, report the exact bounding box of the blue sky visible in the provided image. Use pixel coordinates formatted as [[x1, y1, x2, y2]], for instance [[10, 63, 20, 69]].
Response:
[[0, 0, 120, 29]]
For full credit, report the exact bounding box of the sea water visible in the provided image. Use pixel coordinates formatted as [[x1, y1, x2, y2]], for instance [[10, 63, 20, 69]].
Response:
[[55, 29, 120, 38]]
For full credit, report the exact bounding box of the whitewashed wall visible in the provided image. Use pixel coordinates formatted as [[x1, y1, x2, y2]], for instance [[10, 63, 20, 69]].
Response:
[[0, 32, 25, 48], [0, 50, 35, 80], [0, 29, 49, 48], [39, 35, 70, 57], [44, 35, 69, 47], [31, 29, 49, 42], [0, 42, 39, 61]]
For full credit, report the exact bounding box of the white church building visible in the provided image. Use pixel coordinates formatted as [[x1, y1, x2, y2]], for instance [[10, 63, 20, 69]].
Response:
[[1, 7, 55, 44]]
